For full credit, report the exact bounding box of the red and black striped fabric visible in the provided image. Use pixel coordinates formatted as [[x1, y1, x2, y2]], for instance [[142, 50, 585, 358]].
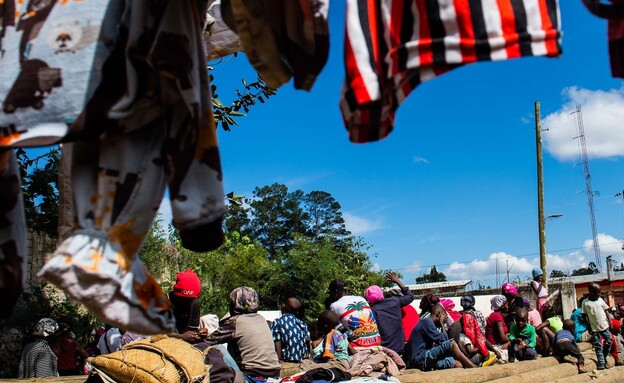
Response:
[[583, 0, 624, 78], [340, 0, 562, 143]]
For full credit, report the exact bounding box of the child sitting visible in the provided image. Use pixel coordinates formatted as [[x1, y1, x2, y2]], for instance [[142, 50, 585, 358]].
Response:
[[553, 319, 586, 374], [406, 304, 477, 371], [272, 297, 310, 364], [300, 310, 351, 371], [308, 321, 323, 359], [582, 283, 613, 370], [508, 308, 538, 362], [535, 307, 563, 356]]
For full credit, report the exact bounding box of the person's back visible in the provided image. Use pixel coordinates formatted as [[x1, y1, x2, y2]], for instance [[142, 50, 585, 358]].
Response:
[[20, 338, 58, 378], [330, 294, 381, 347], [402, 305, 420, 342], [19, 318, 59, 378], [231, 313, 281, 377], [367, 273, 414, 354], [408, 317, 447, 366], [271, 312, 309, 363], [53, 337, 79, 375]]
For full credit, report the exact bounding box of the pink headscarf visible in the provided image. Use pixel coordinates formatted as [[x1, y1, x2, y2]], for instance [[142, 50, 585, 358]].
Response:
[[440, 298, 461, 321], [365, 285, 384, 304]]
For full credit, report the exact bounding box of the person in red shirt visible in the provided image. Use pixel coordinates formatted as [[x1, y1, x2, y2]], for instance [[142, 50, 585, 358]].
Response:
[[51, 324, 88, 376], [485, 295, 510, 350]]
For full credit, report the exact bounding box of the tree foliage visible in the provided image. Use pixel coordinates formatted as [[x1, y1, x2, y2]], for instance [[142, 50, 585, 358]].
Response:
[[16, 148, 60, 235], [571, 262, 600, 276], [225, 183, 354, 259], [416, 265, 448, 284], [549, 269, 568, 278], [141, 184, 383, 321]]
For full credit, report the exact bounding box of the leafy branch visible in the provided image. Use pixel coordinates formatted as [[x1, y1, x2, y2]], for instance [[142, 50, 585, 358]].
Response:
[[211, 74, 277, 131]]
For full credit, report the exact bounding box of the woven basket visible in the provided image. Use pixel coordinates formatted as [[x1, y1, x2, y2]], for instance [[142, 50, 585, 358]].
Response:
[[89, 335, 208, 383]]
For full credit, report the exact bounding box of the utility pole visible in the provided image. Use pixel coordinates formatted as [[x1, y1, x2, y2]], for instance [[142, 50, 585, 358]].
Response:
[[616, 190, 624, 250], [535, 102, 548, 288]]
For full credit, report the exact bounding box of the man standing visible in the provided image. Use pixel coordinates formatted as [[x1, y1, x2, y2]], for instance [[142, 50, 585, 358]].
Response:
[[327, 279, 381, 348]]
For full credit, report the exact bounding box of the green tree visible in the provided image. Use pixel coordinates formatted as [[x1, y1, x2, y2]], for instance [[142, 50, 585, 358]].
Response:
[[549, 269, 567, 278], [303, 191, 351, 243], [416, 265, 447, 284], [16, 148, 60, 235], [248, 183, 309, 258], [571, 262, 600, 276], [223, 200, 251, 237], [272, 234, 384, 320]]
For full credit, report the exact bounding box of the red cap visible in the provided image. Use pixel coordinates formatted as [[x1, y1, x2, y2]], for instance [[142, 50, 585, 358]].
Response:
[[173, 270, 201, 298]]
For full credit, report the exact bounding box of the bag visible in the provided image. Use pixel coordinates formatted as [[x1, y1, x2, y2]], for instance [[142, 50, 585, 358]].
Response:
[[88, 335, 209, 383]]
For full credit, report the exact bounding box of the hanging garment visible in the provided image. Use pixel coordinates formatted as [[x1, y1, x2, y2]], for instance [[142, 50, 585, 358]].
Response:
[[0, 0, 120, 147], [341, 0, 563, 143], [205, 0, 243, 60], [221, 0, 330, 91], [0, 0, 226, 333], [0, 149, 26, 319], [38, 0, 226, 335], [582, 0, 624, 78]]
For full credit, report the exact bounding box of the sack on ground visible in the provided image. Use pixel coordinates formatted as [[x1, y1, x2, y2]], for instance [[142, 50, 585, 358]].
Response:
[[88, 335, 209, 383]]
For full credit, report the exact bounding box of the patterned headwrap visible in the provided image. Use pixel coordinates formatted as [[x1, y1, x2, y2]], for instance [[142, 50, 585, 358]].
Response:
[[460, 294, 476, 310], [230, 287, 259, 314], [33, 318, 59, 338]]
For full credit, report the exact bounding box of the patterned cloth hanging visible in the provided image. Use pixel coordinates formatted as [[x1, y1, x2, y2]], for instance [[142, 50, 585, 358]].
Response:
[[341, 0, 563, 143], [583, 0, 624, 78], [0, 0, 226, 334]]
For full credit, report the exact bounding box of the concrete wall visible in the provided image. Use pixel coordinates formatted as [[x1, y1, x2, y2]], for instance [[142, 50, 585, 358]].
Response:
[[409, 280, 577, 319]]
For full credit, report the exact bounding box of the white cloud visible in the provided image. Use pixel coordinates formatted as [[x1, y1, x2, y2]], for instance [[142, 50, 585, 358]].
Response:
[[440, 233, 624, 282], [413, 156, 430, 164], [343, 212, 383, 235], [581, 233, 624, 265], [444, 252, 533, 282], [370, 263, 381, 272], [542, 87, 624, 161]]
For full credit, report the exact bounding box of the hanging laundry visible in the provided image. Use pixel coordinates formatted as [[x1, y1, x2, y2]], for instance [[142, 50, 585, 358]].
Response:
[[582, 0, 624, 78], [0, 0, 119, 147], [221, 0, 330, 91], [205, 0, 243, 61], [341, 0, 563, 143], [0, 0, 226, 334]]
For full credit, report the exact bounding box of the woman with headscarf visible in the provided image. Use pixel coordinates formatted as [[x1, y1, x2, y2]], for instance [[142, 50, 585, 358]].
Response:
[[365, 271, 414, 355], [459, 294, 487, 335], [485, 295, 510, 351], [203, 287, 281, 383], [19, 318, 59, 378], [501, 283, 524, 328]]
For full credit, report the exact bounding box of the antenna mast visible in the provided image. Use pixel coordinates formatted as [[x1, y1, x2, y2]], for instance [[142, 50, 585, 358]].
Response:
[[573, 105, 601, 272]]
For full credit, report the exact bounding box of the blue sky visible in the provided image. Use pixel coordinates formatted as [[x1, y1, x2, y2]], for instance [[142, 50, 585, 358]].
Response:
[[158, 1, 624, 286]]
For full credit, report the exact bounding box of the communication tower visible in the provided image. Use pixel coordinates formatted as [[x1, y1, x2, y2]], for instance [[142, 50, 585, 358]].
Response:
[[572, 105, 601, 272]]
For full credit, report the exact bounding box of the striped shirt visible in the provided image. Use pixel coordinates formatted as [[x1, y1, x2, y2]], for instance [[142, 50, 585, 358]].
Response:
[[341, 0, 562, 143], [19, 338, 58, 378]]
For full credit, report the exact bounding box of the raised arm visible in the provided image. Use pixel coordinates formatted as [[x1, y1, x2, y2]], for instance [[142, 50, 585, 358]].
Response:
[[387, 271, 414, 306]]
